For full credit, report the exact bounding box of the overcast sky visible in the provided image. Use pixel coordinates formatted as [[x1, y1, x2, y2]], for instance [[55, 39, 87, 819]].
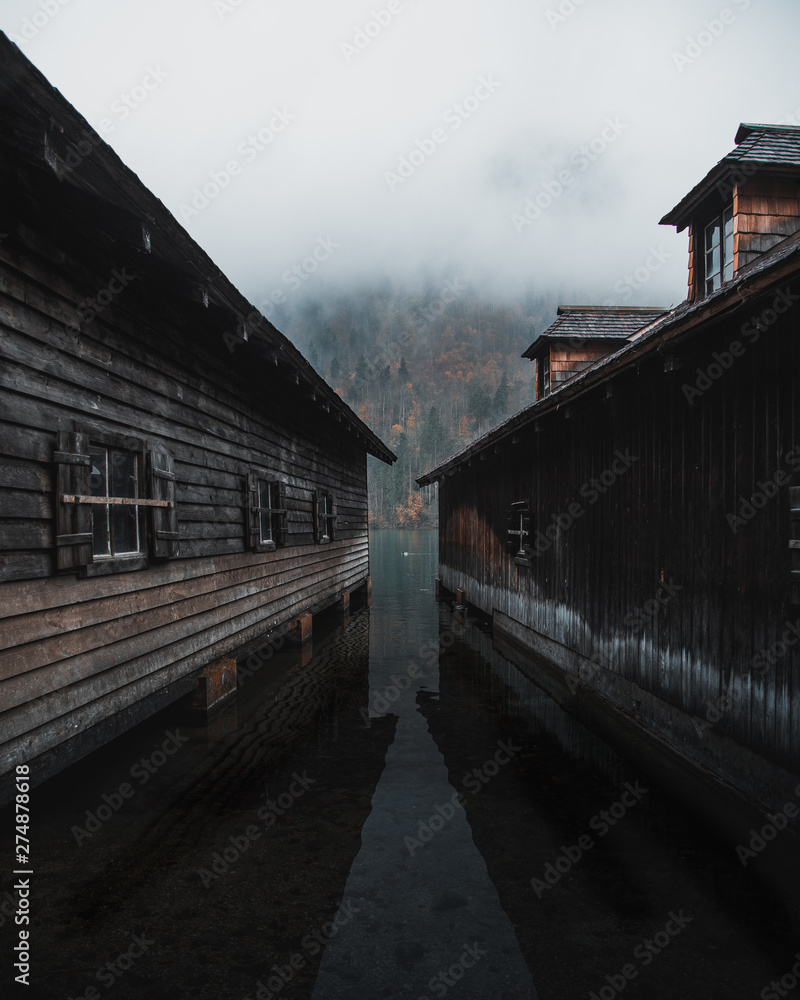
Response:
[[3, 0, 800, 319]]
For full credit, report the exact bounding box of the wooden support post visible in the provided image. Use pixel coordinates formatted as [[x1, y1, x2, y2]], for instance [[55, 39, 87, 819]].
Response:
[[296, 612, 313, 645], [456, 588, 466, 606], [301, 642, 314, 668], [365, 575, 372, 608], [435, 578, 442, 600], [340, 590, 350, 616], [191, 656, 237, 715]]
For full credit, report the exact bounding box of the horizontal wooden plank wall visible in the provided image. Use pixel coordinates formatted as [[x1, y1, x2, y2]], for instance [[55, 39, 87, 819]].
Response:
[[736, 176, 800, 271], [438, 285, 799, 777], [0, 165, 371, 778], [549, 345, 613, 388]]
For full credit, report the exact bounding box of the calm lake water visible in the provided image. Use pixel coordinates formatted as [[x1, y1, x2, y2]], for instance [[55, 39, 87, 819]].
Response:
[[2, 529, 799, 1000]]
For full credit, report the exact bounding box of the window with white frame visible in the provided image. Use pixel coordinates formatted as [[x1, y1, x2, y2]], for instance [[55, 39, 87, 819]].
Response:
[[89, 446, 143, 558], [704, 205, 734, 295]]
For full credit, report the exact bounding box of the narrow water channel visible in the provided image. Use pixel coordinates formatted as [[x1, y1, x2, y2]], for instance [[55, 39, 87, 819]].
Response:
[[2, 529, 799, 1000]]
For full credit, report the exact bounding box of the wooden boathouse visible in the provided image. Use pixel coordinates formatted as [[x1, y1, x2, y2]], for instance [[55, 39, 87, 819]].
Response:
[[418, 123, 800, 817], [0, 35, 394, 799]]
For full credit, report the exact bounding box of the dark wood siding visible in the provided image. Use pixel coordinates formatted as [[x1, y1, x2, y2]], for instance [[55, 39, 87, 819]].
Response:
[[736, 175, 800, 271], [0, 160, 372, 777], [438, 286, 800, 775]]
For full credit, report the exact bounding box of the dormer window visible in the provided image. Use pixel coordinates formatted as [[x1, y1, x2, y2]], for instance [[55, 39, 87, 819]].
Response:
[[661, 124, 800, 303], [704, 205, 734, 294], [524, 307, 666, 400], [539, 355, 550, 398]]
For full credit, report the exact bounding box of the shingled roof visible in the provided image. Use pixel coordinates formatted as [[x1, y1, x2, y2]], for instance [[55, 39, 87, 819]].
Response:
[[522, 305, 668, 359], [660, 122, 800, 231]]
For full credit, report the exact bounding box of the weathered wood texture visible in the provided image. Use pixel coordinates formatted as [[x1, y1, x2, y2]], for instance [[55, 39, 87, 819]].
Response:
[[437, 283, 800, 777], [549, 346, 613, 388], [736, 176, 800, 271], [688, 175, 800, 299], [0, 158, 372, 778]]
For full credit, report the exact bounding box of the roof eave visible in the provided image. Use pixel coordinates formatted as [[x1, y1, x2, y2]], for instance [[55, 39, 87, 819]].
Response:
[[417, 237, 800, 486]]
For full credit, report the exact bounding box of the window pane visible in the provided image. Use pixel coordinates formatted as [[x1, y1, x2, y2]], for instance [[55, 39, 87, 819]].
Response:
[[705, 220, 720, 252], [112, 502, 139, 554], [259, 481, 273, 542], [110, 452, 137, 497], [111, 452, 139, 554], [724, 234, 734, 280], [723, 206, 733, 235], [90, 450, 110, 556], [90, 450, 107, 497], [723, 245, 734, 281]]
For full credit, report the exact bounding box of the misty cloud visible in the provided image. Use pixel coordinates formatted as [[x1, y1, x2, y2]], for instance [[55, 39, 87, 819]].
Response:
[[3, 0, 799, 318]]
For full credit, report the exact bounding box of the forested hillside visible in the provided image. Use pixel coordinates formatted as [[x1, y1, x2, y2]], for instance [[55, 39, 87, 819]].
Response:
[[271, 280, 559, 527]]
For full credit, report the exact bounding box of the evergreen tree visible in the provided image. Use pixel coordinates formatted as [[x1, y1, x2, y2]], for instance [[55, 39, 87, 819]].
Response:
[[420, 406, 445, 469], [469, 384, 492, 427], [308, 341, 319, 370], [329, 357, 341, 384], [492, 372, 510, 416]]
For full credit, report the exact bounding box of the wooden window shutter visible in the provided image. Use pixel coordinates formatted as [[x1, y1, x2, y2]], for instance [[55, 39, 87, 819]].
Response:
[[148, 449, 179, 559], [246, 471, 260, 551], [329, 498, 337, 541], [54, 430, 93, 572]]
